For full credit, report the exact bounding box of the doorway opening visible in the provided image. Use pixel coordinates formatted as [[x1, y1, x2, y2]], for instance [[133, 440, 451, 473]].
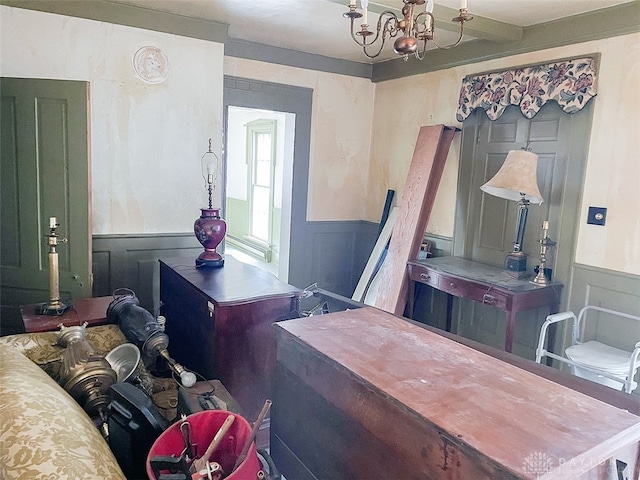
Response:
[[224, 106, 295, 280]]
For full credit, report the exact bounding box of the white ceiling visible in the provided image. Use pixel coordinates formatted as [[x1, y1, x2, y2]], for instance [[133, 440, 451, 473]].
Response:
[[105, 0, 633, 63]]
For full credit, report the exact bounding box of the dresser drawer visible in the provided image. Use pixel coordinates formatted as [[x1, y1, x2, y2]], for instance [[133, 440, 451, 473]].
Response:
[[409, 266, 439, 288], [437, 274, 509, 310]]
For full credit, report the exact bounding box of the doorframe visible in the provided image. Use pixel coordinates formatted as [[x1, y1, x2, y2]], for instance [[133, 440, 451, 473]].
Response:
[[223, 77, 312, 286], [452, 103, 594, 355], [454, 103, 594, 286]]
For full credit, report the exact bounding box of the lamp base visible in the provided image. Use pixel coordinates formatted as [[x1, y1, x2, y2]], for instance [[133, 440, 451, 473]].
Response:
[[35, 298, 74, 316], [532, 266, 552, 285], [505, 253, 528, 279], [195, 252, 225, 268], [194, 207, 226, 269]]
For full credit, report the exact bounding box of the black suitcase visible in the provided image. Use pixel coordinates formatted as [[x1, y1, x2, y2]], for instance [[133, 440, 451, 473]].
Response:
[[107, 382, 168, 479], [177, 379, 243, 417]]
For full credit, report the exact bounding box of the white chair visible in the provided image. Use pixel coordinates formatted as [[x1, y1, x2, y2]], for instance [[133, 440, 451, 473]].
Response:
[[536, 305, 640, 393]]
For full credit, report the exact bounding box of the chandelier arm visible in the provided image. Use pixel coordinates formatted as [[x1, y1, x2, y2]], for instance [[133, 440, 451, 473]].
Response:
[[361, 25, 392, 58], [352, 12, 400, 58], [430, 21, 465, 50], [349, 17, 369, 46], [413, 37, 428, 60]]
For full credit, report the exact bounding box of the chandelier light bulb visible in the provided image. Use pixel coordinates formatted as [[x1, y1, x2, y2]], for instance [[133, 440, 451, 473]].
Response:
[[360, 0, 368, 25]]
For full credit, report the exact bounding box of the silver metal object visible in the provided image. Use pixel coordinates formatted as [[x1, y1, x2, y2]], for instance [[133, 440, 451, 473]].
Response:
[[532, 220, 556, 285], [105, 343, 142, 383], [180, 415, 196, 463], [57, 323, 117, 422]]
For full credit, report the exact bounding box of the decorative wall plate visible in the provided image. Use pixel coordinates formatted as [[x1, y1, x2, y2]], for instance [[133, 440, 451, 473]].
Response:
[[133, 46, 168, 84]]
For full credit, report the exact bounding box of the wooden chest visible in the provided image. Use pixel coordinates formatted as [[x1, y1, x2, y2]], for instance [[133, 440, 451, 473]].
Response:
[[271, 307, 640, 480], [159, 256, 300, 419]]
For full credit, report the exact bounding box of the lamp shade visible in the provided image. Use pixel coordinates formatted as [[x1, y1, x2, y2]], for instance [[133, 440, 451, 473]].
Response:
[[480, 150, 544, 204]]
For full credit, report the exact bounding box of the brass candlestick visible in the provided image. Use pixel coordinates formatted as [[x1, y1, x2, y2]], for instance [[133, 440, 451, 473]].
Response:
[[532, 220, 556, 285], [35, 217, 73, 315]]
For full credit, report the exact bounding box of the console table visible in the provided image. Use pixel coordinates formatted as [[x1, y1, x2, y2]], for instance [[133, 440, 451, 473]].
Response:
[[407, 257, 563, 353], [159, 256, 301, 419]]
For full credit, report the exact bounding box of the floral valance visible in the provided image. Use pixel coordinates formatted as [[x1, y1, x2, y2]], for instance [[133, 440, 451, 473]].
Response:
[[456, 57, 597, 121]]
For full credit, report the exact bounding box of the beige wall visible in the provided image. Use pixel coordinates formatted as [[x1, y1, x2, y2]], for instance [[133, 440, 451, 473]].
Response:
[[371, 32, 640, 276], [3, 5, 638, 275], [0, 6, 224, 235], [224, 57, 375, 222]]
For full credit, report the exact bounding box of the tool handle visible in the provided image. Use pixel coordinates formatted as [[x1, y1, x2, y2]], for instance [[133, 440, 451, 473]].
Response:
[[232, 399, 272, 471], [192, 414, 235, 472]]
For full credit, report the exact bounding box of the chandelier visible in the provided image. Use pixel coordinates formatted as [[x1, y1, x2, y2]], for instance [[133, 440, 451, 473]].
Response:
[[344, 0, 473, 60]]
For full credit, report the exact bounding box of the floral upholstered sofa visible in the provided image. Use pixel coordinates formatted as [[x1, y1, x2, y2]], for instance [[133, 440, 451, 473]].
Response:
[[0, 324, 128, 479]]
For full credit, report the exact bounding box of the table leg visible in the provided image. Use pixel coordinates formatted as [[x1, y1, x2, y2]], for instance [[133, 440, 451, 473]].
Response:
[[446, 294, 453, 333], [407, 281, 416, 319], [505, 310, 516, 353]]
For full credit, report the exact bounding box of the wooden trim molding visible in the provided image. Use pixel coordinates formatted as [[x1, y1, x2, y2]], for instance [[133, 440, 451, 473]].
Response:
[[0, 0, 229, 43], [372, 2, 640, 82]]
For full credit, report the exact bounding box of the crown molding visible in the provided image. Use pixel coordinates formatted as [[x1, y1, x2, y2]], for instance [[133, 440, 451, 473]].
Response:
[[225, 39, 372, 79], [0, 0, 229, 43]]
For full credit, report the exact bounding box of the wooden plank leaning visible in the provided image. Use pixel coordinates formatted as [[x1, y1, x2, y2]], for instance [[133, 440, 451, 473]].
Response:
[[373, 124, 457, 315]]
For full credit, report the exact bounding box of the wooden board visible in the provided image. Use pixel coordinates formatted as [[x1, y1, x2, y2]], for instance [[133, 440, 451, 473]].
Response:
[[373, 125, 456, 315], [351, 207, 398, 303], [271, 307, 640, 480]]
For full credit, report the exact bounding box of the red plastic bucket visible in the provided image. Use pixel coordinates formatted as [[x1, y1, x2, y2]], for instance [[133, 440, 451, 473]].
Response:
[[146, 410, 262, 480]]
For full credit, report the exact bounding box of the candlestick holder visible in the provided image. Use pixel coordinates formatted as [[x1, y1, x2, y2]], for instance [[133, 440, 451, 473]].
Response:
[[532, 220, 556, 285]]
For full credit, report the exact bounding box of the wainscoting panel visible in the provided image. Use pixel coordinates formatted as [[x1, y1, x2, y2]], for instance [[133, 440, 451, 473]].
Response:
[[290, 221, 378, 297], [565, 265, 640, 353], [93, 221, 379, 316], [92, 234, 202, 314], [562, 264, 640, 397]]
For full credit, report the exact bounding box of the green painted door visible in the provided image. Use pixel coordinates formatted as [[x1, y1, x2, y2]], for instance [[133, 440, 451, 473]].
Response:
[[453, 103, 592, 357], [1, 77, 91, 323]]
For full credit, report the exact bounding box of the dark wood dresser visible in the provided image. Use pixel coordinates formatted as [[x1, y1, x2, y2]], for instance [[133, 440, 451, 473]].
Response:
[[159, 255, 301, 419], [271, 307, 640, 480]]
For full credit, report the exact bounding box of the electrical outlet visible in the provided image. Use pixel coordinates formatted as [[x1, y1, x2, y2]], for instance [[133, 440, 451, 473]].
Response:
[[587, 206, 607, 226]]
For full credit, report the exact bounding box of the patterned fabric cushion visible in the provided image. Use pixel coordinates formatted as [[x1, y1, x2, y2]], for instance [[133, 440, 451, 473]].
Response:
[[0, 324, 127, 380], [0, 343, 126, 479]]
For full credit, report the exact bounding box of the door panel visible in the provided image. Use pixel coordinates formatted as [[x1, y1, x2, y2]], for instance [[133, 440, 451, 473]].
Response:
[[454, 102, 592, 356], [468, 108, 566, 266], [1, 78, 90, 315]]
